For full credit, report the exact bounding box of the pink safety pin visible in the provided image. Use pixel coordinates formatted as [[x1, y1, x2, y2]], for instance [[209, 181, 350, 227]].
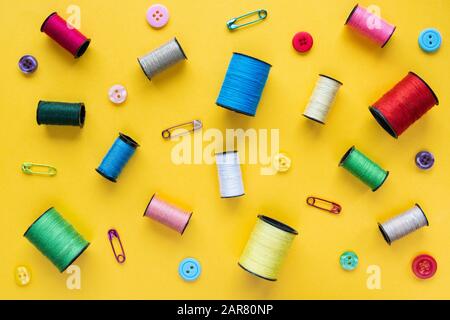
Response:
[[108, 229, 126, 264]]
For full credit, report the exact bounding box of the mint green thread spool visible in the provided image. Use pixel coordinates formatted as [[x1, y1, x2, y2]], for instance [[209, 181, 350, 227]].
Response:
[[24, 207, 90, 272], [339, 146, 389, 191]]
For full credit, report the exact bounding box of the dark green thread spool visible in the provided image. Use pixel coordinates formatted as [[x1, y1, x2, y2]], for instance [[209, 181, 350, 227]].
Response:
[[339, 146, 389, 191], [37, 101, 85, 127], [24, 207, 90, 272]]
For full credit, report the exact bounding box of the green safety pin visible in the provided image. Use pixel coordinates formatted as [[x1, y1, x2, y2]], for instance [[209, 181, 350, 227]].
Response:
[[22, 162, 57, 176], [227, 9, 268, 31]]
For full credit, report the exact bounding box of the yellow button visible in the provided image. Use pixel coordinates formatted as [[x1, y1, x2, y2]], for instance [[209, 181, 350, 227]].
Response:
[[15, 266, 31, 286], [272, 153, 291, 172]]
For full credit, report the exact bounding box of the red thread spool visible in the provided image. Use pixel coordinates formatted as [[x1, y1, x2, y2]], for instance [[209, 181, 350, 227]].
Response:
[[41, 12, 91, 58], [369, 72, 439, 138]]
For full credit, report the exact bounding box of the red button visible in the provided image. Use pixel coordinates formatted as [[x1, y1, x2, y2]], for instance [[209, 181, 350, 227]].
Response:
[[412, 254, 437, 279], [292, 32, 313, 53]]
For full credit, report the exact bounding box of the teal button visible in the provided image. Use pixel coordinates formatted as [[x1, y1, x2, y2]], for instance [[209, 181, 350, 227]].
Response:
[[340, 251, 358, 271], [419, 28, 442, 53]]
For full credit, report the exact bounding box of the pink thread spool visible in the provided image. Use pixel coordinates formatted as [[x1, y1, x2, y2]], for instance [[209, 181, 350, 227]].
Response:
[[345, 4, 396, 47], [143, 194, 192, 235], [41, 12, 91, 58]]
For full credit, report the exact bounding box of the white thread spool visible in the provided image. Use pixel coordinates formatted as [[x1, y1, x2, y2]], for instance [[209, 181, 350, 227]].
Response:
[[303, 74, 343, 124], [137, 38, 187, 80], [216, 151, 245, 198], [378, 204, 429, 245]]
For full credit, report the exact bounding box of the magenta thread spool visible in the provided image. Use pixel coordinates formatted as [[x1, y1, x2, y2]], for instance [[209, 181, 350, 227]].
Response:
[[345, 4, 396, 47], [41, 12, 91, 58], [143, 194, 192, 235]]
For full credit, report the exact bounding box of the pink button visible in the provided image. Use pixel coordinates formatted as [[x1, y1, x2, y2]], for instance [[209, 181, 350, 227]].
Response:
[[292, 32, 314, 53], [412, 254, 437, 279], [147, 4, 170, 29], [109, 85, 127, 104]]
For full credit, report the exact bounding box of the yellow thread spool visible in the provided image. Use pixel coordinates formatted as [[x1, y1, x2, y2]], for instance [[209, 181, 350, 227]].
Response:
[[239, 215, 298, 281]]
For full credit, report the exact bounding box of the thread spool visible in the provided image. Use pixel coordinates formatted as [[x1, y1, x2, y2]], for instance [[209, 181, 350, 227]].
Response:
[[37, 101, 85, 127], [216, 53, 271, 116], [339, 146, 389, 191], [345, 4, 396, 47], [378, 204, 429, 245], [216, 151, 244, 198], [41, 12, 91, 58], [24, 207, 89, 272], [143, 194, 192, 235], [138, 38, 187, 80], [369, 72, 439, 138], [303, 74, 343, 124], [96, 133, 139, 182], [239, 215, 298, 281]]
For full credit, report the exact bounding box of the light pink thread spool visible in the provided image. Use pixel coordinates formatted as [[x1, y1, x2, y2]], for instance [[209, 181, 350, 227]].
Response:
[[143, 194, 192, 234], [345, 4, 396, 47]]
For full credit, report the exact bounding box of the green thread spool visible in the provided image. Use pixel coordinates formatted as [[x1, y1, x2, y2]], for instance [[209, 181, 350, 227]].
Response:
[[37, 101, 86, 127], [24, 207, 90, 272], [339, 146, 389, 191]]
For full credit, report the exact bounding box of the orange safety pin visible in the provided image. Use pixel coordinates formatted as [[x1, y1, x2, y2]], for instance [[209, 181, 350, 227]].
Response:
[[108, 229, 126, 264], [306, 196, 342, 214]]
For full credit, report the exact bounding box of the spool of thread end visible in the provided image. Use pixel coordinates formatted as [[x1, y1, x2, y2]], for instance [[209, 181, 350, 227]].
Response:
[[239, 215, 298, 281], [24, 207, 89, 272], [143, 194, 192, 235]]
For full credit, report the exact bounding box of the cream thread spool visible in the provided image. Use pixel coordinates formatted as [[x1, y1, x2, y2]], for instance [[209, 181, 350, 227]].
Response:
[[137, 38, 187, 80], [216, 151, 245, 198], [239, 215, 298, 281], [378, 204, 429, 245], [303, 74, 343, 124]]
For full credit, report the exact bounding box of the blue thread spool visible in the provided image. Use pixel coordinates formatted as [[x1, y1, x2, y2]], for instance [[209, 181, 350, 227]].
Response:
[[96, 133, 139, 182], [216, 53, 271, 116]]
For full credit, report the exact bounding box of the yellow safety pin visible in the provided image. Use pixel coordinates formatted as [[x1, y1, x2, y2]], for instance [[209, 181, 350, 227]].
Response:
[[162, 120, 202, 140], [22, 162, 57, 176]]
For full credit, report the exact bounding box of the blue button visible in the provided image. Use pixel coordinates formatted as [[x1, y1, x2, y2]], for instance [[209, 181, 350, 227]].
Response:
[[419, 28, 442, 53], [178, 258, 201, 281], [340, 251, 358, 271]]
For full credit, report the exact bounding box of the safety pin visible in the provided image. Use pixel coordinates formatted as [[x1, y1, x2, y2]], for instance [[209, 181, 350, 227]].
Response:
[[21, 162, 57, 176], [226, 9, 268, 31], [108, 229, 126, 264], [306, 196, 342, 214], [162, 120, 202, 140]]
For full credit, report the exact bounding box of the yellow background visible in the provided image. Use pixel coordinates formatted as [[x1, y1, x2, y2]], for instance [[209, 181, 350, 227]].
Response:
[[1, 0, 449, 299]]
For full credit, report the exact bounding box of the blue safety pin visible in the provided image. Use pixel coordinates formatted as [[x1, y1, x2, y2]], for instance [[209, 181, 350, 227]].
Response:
[[226, 9, 268, 31]]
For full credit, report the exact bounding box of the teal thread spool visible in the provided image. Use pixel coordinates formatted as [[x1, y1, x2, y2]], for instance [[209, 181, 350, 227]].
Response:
[[24, 207, 90, 272], [37, 101, 86, 127], [339, 146, 389, 191]]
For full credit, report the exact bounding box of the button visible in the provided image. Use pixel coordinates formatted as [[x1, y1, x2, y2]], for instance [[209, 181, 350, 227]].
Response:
[[419, 28, 441, 53], [15, 266, 31, 286], [412, 254, 437, 279], [272, 153, 291, 172], [292, 32, 313, 53], [18, 55, 38, 74], [340, 251, 358, 271], [178, 258, 201, 281], [147, 4, 170, 29], [108, 85, 127, 104], [415, 151, 434, 170]]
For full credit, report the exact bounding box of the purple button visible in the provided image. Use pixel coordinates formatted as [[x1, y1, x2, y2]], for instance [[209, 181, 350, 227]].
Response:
[[19, 55, 38, 74], [147, 4, 170, 29], [415, 151, 434, 170]]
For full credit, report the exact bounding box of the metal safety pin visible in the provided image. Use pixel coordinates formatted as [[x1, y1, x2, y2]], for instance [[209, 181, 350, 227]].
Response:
[[21, 162, 57, 176], [162, 120, 202, 140], [307, 196, 342, 214], [226, 9, 268, 31], [108, 229, 126, 264]]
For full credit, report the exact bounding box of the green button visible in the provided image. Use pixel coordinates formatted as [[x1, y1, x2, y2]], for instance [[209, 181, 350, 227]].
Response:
[[340, 251, 358, 271]]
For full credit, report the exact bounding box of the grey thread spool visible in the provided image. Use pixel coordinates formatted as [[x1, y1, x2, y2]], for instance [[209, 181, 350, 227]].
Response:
[[378, 204, 429, 245], [137, 38, 187, 80]]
